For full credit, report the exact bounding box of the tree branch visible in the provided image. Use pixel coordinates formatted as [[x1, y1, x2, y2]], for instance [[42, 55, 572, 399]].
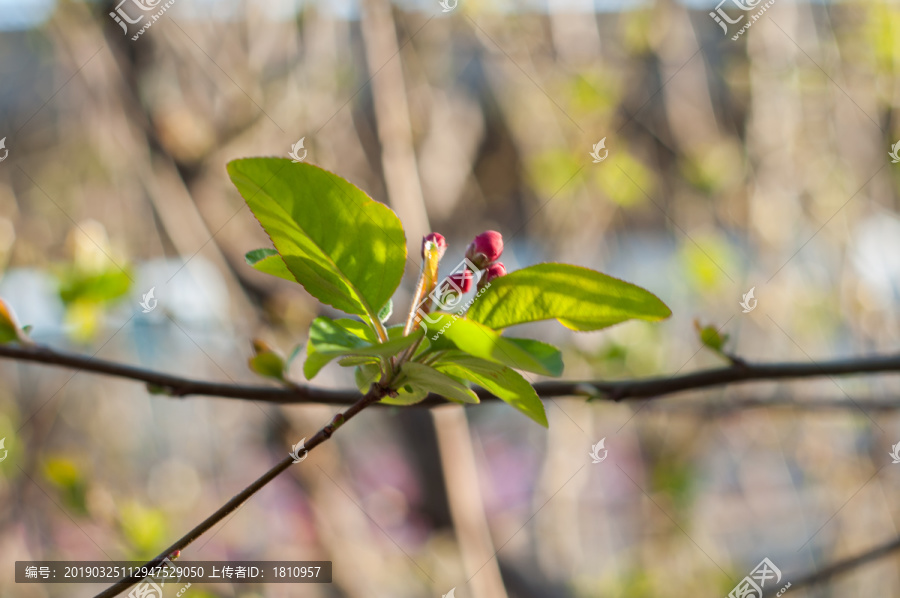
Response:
[[93, 382, 389, 598], [789, 533, 900, 590], [3, 342, 900, 406]]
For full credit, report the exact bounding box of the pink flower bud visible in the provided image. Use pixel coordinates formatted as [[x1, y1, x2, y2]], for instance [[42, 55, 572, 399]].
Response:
[[483, 262, 506, 283], [421, 233, 447, 260], [465, 231, 503, 269], [444, 269, 473, 294]]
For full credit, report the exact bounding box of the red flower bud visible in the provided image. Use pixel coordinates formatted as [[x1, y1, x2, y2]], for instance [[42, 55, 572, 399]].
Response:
[[444, 269, 473, 294], [465, 231, 503, 269], [483, 262, 506, 283], [421, 233, 447, 260]]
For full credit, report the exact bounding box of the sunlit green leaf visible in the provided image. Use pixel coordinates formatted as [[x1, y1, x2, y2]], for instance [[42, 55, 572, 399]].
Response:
[[425, 314, 558, 376], [245, 248, 296, 283], [229, 159, 406, 319], [434, 354, 547, 426], [467, 263, 670, 332], [305, 317, 422, 379], [400, 362, 479, 404], [503, 337, 564, 377]]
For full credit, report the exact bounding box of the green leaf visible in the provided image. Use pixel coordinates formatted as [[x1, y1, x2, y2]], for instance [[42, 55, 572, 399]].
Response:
[[338, 355, 380, 367], [248, 339, 287, 381], [305, 318, 368, 380], [334, 318, 378, 342], [380, 384, 430, 406], [358, 331, 423, 358], [355, 363, 380, 394], [58, 269, 131, 305], [378, 299, 393, 323], [249, 352, 286, 381], [400, 362, 479, 404], [245, 248, 296, 283], [424, 314, 558, 376], [694, 320, 729, 354], [434, 354, 547, 426], [504, 337, 564, 377], [304, 317, 423, 379], [228, 158, 407, 319], [467, 263, 671, 331], [0, 298, 23, 344]]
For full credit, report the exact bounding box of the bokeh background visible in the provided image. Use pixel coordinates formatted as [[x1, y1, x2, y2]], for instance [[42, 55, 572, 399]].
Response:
[[2, 0, 900, 596]]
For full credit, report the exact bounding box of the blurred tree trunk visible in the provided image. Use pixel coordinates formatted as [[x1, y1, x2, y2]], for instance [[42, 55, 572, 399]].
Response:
[[360, 0, 431, 259]]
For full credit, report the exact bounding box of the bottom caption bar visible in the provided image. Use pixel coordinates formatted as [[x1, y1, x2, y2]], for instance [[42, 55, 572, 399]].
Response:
[[15, 561, 332, 584]]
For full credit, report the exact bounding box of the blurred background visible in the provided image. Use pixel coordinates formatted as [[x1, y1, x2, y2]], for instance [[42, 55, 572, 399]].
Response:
[[2, 0, 900, 596]]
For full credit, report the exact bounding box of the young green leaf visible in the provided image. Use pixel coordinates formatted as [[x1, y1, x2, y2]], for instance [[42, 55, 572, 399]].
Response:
[[338, 355, 380, 367], [467, 263, 671, 331], [334, 318, 378, 342], [355, 362, 380, 394], [401, 362, 479, 404], [248, 339, 287, 381], [0, 299, 27, 344], [380, 384, 430, 406], [306, 318, 370, 379], [424, 314, 559, 376], [245, 248, 297, 283], [353, 362, 431, 405], [249, 352, 286, 381], [228, 159, 407, 320], [694, 320, 730, 354], [378, 299, 393, 323], [434, 354, 548, 426], [503, 337, 564, 377], [305, 317, 424, 380]]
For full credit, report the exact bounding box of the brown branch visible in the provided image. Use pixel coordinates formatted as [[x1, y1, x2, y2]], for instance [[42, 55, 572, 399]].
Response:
[[789, 533, 900, 589], [93, 382, 389, 598], [5, 340, 899, 597], [3, 343, 900, 406]]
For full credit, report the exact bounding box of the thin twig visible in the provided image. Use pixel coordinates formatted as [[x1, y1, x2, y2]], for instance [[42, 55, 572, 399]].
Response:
[[3, 343, 900, 405], [789, 534, 900, 589], [92, 383, 388, 598]]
